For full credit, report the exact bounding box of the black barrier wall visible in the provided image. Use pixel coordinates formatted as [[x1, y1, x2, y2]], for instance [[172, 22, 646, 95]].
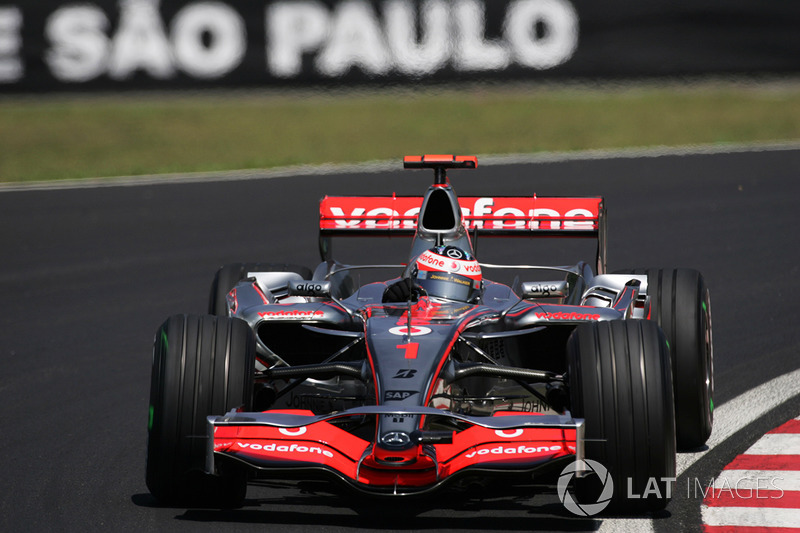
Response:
[[1, 0, 799, 93]]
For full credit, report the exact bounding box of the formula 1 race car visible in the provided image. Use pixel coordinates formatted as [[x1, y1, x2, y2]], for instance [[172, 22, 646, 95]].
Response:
[[146, 155, 713, 514]]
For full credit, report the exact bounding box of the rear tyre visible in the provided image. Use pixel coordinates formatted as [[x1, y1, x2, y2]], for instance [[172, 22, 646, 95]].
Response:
[[146, 314, 256, 507], [618, 268, 713, 450], [567, 320, 676, 514], [209, 262, 313, 316]]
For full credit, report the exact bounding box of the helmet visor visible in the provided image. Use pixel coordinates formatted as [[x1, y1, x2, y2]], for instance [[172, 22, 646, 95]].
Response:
[[416, 270, 480, 302]]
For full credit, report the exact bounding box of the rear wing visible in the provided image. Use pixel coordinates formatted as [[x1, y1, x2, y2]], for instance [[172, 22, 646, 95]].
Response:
[[319, 195, 607, 273]]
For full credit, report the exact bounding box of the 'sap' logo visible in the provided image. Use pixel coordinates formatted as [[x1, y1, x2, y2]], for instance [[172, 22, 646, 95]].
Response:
[[384, 390, 416, 401]]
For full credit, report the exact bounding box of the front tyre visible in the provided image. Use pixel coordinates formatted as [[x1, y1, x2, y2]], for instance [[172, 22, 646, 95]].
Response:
[[568, 320, 676, 514], [146, 314, 255, 507]]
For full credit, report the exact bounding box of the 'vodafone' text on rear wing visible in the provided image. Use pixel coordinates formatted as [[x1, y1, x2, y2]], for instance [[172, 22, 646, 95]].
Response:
[[319, 196, 607, 273]]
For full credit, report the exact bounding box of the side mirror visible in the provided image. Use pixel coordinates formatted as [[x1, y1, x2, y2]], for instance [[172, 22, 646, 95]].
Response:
[[288, 280, 332, 298], [521, 280, 569, 299]]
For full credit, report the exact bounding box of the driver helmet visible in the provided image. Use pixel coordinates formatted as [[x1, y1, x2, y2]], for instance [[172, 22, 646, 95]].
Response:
[[411, 246, 482, 303]]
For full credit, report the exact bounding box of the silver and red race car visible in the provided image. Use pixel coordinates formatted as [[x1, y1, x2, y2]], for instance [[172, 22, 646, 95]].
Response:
[[146, 155, 713, 513]]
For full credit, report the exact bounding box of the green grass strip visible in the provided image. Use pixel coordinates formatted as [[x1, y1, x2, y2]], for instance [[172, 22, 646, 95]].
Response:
[[2, 82, 799, 182]]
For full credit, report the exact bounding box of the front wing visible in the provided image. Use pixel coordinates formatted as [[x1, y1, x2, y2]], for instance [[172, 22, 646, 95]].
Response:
[[208, 406, 584, 495]]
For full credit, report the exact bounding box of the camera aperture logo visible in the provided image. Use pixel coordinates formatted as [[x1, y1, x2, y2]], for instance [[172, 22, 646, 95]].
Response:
[[557, 459, 614, 516]]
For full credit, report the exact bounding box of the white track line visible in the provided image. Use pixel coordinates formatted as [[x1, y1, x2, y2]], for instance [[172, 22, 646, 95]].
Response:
[[2, 141, 800, 192], [599, 366, 800, 533]]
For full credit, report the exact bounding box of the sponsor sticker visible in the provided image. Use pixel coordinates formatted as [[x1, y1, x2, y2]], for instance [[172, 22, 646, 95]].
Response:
[[235, 441, 334, 459], [495, 429, 524, 438], [464, 444, 562, 459], [278, 427, 307, 436], [321, 197, 600, 231], [535, 311, 601, 321], [384, 390, 417, 401], [258, 309, 325, 319], [388, 325, 431, 336]]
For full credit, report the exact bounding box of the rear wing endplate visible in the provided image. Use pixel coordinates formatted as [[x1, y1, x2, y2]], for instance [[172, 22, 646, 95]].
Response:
[[319, 195, 607, 273]]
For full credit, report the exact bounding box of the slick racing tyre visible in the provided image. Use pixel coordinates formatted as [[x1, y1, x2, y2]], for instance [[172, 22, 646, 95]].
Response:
[[146, 314, 256, 507], [618, 268, 714, 450], [209, 262, 313, 316], [567, 320, 676, 514]]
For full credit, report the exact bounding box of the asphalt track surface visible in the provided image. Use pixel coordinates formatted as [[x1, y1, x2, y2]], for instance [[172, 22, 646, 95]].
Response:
[[1, 147, 799, 532]]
